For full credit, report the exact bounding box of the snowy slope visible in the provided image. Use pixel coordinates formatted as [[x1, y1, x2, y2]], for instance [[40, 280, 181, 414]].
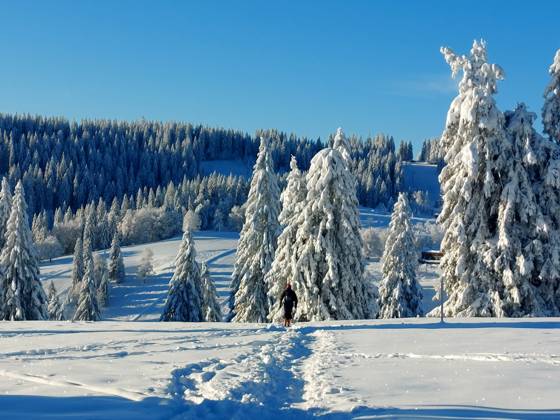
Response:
[[0, 319, 558, 419], [40, 232, 238, 321], [40, 211, 439, 322]]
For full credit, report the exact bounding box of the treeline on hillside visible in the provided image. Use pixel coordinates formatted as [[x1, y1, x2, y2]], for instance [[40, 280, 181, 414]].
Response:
[[0, 114, 415, 224]]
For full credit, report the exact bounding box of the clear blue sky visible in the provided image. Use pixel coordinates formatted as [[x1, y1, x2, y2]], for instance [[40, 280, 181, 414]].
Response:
[[0, 0, 558, 153]]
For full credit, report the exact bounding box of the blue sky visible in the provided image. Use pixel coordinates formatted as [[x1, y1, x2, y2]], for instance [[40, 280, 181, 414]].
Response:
[[0, 1, 558, 152]]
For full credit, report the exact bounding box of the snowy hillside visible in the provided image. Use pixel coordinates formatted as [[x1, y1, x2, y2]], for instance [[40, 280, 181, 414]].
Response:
[[0, 319, 558, 419], [39, 209, 439, 322]]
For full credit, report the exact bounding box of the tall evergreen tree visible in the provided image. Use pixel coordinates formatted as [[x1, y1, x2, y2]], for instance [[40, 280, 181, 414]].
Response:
[[94, 255, 110, 307], [437, 40, 509, 317], [291, 146, 373, 321], [0, 181, 48, 320], [378, 193, 422, 318], [73, 224, 100, 321], [200, 262, 222, 322], [47, 281, 64, 320], [230, 137, 280, 322], [161, 229, 204, 322], [69, 234, 84, 304], [266, 156, 307, 321], [108, 232, 125, 283], [543, 49, 560, 143]]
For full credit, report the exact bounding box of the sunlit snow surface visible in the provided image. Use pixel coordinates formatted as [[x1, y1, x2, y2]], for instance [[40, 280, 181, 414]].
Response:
[[0, 212, 558, 419], [0, 319, 558, 419]]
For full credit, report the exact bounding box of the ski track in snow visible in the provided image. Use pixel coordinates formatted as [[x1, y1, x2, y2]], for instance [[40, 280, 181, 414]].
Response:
[[0, 369, 148, 401]]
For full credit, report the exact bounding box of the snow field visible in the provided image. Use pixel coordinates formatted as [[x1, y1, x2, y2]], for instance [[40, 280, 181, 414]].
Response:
[[0, 319, 558, 419]]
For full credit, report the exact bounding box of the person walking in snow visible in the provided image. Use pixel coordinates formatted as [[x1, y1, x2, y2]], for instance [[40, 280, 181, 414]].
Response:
[[279, 283, 298, 327]]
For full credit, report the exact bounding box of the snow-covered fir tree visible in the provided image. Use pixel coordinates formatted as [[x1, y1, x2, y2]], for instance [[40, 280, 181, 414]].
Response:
[[230, 137, 281, 323], [47, 281, 64, 320], [436, 40, 509, 317], [108, 232, 125, 283], [69, 231, 84, 304], [291, 145, 374, 321], [543, 50, 560, 143], [72, 224, 100, 321], [538, 52, 560, 315], [491, 104, 547, 316], [200, 262, 222, 322], [265, 156, 307, 321], [0, 177, 12, 250], [0, 181, 48, 320], [160, 229, 204, 322], [378, 193, 423, 318], [94, 255, 110, 307]]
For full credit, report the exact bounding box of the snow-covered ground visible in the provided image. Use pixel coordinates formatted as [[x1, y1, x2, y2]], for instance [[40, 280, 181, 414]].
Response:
[[1, 319, 558, 419], [1, 210, 558, 419]]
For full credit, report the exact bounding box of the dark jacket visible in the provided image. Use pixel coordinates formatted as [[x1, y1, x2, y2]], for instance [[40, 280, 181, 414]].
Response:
[[280, 288, 298, 311]]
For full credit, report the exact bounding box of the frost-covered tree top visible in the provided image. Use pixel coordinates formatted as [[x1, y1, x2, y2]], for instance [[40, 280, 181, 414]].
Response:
[[440, 40, 505, 157], [291, 146, 373, 321], [161, 229, 203, 322], [543, 50, 560, 143], [0, 181, 48, 320], [279, 156, 306, 227], [437, 40, 508, 317], [378, 193, 422, 318], [266, 156, 307, 320], [231, 137, 281, 322], [333, 127, 352, 166]]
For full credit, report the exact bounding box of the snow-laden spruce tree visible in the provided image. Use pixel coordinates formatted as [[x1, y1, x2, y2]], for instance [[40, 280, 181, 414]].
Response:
[[378, 193, 423, 318], [0, 177, 12, 250], [538, 51, 560, 315], [492, 104, 551, 317], [265, 156, 307, 321], [230, 137, 280, 322], [161, 229, 204, 322], [68, 234, 84, 304], [543, 50, 560, 143], [94, 254, 109, 307], [291, 146, 374, 321], [435, 40, 509, 317], [200, 262, 222, 322], [73, 219, 100, 321], [47, 281, 64, 320], [0, 181, 48, 320], [108, 232, 125, 283]]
